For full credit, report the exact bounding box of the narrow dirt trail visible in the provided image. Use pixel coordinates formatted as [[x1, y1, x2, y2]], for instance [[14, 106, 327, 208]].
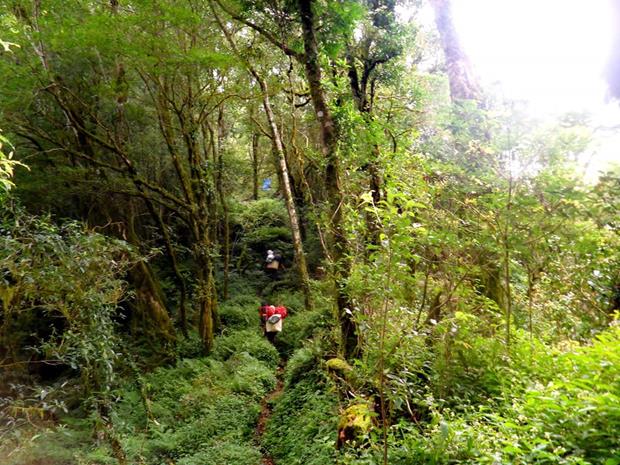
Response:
[[255, 364, 285, 465]]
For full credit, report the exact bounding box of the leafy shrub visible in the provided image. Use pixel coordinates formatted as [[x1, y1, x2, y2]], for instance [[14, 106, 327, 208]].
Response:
[[226, 272, 266, 298], [264, 365, 338, 465], [356, 326, 620, 465], [134, 358, 210, 423], [218, 303, 257, 331], [228, 353, 277, 398], [269, 289, 305, 313], [0, 213, 134, 395], [224, 292, 261, 309], [162, 394, 261, 457], [230, 199, 293, 272], [500, 327, 620, 463], [176, 441, 262, 465], [284, 343, 325, 387], [175, 331, 204, 359], [428, 312, 532, 407], [114, 350, 271, 464], [275, 308, 328, 357], [2, 425, 93, 465], [212, 330, 280, 369]]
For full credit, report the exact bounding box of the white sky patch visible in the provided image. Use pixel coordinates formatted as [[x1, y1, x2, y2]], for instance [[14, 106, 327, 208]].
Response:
[[452, 0, 612, 114], [399, 0, 620, 178]]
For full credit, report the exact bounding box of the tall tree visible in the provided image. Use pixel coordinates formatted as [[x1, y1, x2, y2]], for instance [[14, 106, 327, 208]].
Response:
[[0, 1, 230, 352], [215, 0, 359, 356], [211, 2, 312, 308], [429, 0, 481, 101]]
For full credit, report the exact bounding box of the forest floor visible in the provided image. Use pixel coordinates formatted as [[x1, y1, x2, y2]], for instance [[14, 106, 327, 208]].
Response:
[[256, 363, 285, 465]]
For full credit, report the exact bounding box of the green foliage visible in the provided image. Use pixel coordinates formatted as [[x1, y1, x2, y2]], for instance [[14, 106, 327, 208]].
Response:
[[76, 339, 275, 465], [175, 331, 205, 359], [264, 289, 331, 356], [341, 326, 620, 464], [497, 326, 620, 463], [218, 301, 258, 330], [212, 329, 280, 369], [0, 210, 133, 396], [275, 307, 327, 356], [120, 350, 273, 464], [284, 342, 325, 387], [0, 131, 25, 196], [2, 424, 93, 465], [1, 1, 618, 464], [264, 348, 339, 465], [228, 352, 277, 397], [231, 199, 293, 270], [176, 442, 262, 465]]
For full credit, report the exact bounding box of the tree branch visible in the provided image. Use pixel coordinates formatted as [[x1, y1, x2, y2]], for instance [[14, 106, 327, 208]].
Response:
[[213, 0, 304, 61]]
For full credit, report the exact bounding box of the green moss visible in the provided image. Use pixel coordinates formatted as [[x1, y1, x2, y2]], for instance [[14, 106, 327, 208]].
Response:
[[338, 402, 373, 434], [326, 357, 352, 374]]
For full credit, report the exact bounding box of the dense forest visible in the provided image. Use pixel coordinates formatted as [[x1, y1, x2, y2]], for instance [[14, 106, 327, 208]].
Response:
[[0, 1, 619, 464]]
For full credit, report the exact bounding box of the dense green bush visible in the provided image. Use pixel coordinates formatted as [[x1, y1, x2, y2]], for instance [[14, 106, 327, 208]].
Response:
[[230, 198, 293, 272], [224, 291, 262, 309], [212, 329, 280, 369], [0, 213, 134, 395], [284, 341, 327, 387], [344, 326, 620, 465], [496, 326, 620, 464], [218, 302, 258, 330], [228, 352, 277, 397], [264, 355, 339, 465], [175, 331, 205, 359], [266, 289, 332, 356], [275, 309, 327, 356], [114, 350, 274, 464], [3, 425, 93, 465], [176, 441, 262, 465]]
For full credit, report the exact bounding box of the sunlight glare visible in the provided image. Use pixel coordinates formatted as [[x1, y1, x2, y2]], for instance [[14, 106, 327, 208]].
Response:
[[452, 0, 613, 114], [399, 0, 620, 177]]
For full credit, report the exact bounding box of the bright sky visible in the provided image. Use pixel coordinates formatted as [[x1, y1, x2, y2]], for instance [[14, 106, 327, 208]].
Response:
[[403, 0, 620, 178], [453, 0, 613, 114]]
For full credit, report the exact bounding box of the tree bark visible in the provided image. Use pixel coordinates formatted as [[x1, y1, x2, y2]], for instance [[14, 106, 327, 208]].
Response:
[[261, 83, 312, 309], [297, 0, 358, 357], [216, 106, 230, 300], [127, 261, 176, 345], [251, 132, 260, 200], [430, 0, 481, 101]]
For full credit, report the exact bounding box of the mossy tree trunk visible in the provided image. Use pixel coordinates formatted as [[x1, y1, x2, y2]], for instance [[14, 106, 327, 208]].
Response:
[[297, 0, 358, 357]]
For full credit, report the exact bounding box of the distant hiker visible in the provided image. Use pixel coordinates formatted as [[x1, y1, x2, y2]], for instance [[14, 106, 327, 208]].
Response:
[[259, 303, 288, 343], [265, 249, 283, 279]]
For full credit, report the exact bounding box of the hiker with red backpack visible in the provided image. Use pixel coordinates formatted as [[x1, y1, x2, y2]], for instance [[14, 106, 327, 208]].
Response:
[[258, 302, 288, 343]]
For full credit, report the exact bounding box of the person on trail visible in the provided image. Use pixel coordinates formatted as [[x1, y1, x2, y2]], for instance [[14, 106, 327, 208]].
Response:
[[259, 301, 272, 332], [265, 249, 283, 279], [259, 303, 288, 343]]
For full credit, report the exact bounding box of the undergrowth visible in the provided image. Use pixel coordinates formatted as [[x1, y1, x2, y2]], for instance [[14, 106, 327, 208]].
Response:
[[263, 341, 339, 465], [336, 325, 620, 465], [4, 325, 278, 465]]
